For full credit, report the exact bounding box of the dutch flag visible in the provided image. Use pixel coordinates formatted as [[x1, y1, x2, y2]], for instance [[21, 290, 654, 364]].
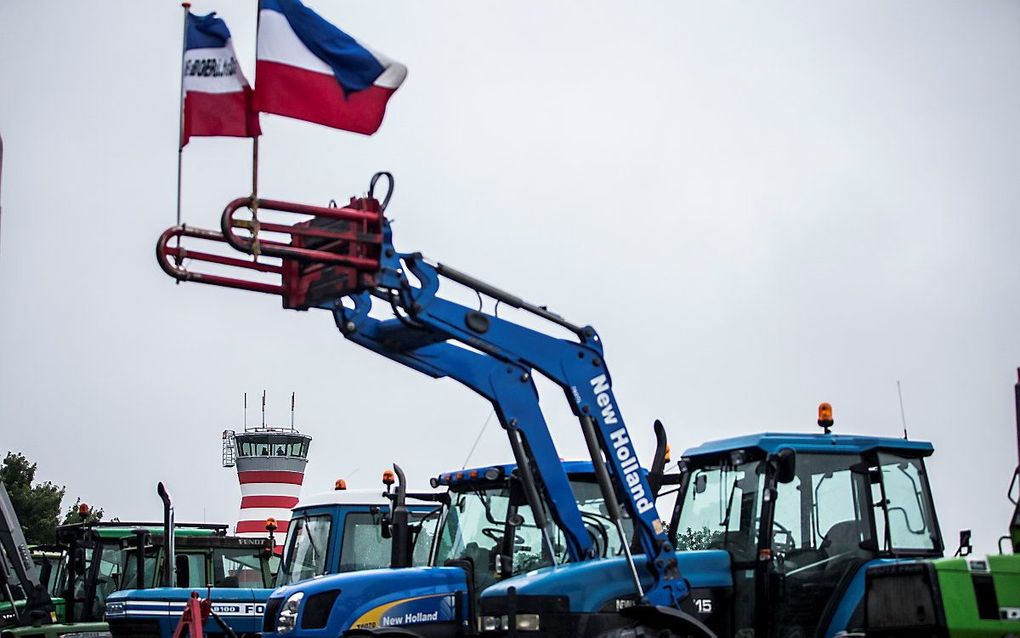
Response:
[[181, 12, 261, 146], [254, 0, 407, 135]]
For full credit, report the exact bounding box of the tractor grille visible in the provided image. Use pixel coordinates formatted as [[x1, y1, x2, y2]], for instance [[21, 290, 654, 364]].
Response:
[[108, 618, 162, 638], [263, 596, 282, 633], [301, 590, 341, 629], [866, 562, 944, 637]]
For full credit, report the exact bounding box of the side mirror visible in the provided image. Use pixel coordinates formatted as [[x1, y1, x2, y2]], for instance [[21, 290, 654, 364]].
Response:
[[73, 547, 87, 574], [775, 448, 796, 484], [175, 555, 190, 588], [955, 529, 973, 557], [694, 473, 708, 495]]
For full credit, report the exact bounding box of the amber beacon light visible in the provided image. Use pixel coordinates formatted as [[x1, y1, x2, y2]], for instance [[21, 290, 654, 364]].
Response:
[[817, 402, 834, 433]]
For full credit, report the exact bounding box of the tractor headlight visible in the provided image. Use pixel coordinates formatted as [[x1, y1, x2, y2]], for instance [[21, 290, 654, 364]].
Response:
[[276, 591, 304, 634], [480, 613, 540, 632], [481, 615, 508, 632], [515, 613, 541, 631]]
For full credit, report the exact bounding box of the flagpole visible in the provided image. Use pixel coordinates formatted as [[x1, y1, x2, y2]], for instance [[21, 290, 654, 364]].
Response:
[[176, 2, 190, 228], [250, 0, 262, 256]]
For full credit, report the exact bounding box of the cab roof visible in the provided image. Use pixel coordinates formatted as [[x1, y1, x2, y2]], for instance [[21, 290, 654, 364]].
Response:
[[682, 432, 933, 459], [296, 487, 430, 509], [435, 460, 595, 488]]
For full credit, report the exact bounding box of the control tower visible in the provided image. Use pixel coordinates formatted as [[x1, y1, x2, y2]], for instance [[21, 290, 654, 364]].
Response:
[[222, 392, 311, 540]]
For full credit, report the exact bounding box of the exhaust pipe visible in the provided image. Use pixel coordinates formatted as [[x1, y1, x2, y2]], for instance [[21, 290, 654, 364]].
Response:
[[157, 482, 174, 588]]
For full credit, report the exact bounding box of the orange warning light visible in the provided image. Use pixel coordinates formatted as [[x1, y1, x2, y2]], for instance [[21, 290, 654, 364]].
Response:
[[335, 478, 348, 490], [382, 470, 395, 486], [265, 517, 278, 532], [818, 402, 834, 430]]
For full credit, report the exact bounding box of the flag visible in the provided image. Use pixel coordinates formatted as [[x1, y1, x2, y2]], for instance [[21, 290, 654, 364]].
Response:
[[254, 0, 407, 135], [182, 12, 261, 147]]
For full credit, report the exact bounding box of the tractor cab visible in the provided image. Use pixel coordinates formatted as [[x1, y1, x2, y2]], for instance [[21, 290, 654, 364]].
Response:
[[274, 486, 440, 589], [430, 461, 627, 593], [667, 429, 943, 637], [54, 521, 227, 623]]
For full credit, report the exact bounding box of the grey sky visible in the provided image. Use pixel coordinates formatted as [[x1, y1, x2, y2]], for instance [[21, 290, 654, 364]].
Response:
[[1, 1, 1018, 553]]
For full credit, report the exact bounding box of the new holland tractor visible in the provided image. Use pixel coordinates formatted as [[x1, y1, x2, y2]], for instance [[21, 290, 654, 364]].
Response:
[[156, 172, 981, 637]]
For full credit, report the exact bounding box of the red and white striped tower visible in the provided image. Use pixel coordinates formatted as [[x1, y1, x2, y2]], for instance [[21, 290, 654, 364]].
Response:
[[222, 392, 311, 540]]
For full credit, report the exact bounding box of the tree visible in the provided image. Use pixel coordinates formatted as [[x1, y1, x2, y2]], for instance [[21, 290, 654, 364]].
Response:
[[61, 498, 105, 525], [676, 526, 718, 551], [0, 452, 64, 544]]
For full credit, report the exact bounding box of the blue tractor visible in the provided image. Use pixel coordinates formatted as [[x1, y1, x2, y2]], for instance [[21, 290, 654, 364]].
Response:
[[479, 428, 943, 637], [157, 173, 944, 637], [263, 460, 637, 636]]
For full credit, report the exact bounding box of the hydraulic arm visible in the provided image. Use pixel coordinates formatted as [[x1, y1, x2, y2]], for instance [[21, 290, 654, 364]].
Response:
[[156, 173, 688, 610]]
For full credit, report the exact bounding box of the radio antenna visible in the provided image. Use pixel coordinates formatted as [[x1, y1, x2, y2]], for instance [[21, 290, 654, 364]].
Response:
[[243, 392, 248, 431], [262, 389, 266, 428], [290, 392, 296, 431], [897, 380, 908, 439]]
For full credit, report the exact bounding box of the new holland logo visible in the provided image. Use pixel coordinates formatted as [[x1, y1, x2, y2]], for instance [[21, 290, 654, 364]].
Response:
[[590, 375, 654, 514]]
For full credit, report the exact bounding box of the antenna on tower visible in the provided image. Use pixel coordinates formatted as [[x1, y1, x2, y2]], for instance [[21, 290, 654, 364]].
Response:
[[897, 380, 909, 439], [291, 392, 296, 431], [262, 390, 266, 429], [243, 392, 248, 431]]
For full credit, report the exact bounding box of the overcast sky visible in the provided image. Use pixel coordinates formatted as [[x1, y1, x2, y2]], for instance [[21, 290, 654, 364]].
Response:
[[1, 1, 1019, 554]]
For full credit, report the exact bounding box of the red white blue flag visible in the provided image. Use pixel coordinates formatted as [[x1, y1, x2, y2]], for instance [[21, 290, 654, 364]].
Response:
[[182, 12, 261, 147], [253, 0, 407, 135]]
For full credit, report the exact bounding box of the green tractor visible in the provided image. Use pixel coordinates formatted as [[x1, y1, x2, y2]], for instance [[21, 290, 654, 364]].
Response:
[[865, 368, 1020, 636], [0, 483, 109, 638]]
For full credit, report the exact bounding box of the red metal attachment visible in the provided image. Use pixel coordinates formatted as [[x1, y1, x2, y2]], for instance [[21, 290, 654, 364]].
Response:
[[171, 592, 209, 638], [156, 195, 384, 310]]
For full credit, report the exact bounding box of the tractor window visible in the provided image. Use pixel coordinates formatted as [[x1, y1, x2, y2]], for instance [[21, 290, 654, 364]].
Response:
[[435, 488, 512, 590], [277, 515, 332, 586], [175, 552, 208, 588], [214, 548, 276, 588], [338, 512, 391, 573], [813, 467, 860, 552], [569, 478, 634, 560], [772, 475, 806, 552], [875, 454, 938, 552], [120, 550, 159, 589], [675, 460, 762, 562], [412, 508, 442, 566], [92, 543, 124, 616]]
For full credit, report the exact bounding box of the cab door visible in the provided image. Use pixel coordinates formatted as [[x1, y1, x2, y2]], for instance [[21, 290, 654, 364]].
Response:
[[764, 454, 877, 638]]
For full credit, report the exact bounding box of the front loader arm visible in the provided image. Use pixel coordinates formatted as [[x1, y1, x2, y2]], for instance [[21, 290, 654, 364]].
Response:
[[330, 291, 592, 563], [155, 173, 687, 608], [369, 252, 687, 606]]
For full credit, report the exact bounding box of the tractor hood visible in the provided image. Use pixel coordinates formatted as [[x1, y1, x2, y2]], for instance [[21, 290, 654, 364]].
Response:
[[480, 551, 732, 613], [264, 566, 468, 636]]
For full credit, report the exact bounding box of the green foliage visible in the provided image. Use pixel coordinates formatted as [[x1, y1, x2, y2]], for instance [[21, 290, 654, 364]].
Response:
[[61, 498, 105, 525], [1, 452, 114, 544], [676, 525, 717, 551], [1, 452, 64, 544]]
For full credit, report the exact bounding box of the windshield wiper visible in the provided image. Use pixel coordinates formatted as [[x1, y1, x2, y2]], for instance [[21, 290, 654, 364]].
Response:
[[720, 474, 739, 535]]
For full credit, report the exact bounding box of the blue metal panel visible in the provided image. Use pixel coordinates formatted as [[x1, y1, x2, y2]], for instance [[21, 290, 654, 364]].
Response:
[[480, 551, 732, 613], [683, 432, 933, 459], [106, 587, 267, 636], [263, 566, 468, 637]]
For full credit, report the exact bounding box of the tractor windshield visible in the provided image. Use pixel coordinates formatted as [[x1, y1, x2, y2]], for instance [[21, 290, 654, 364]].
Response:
[[673, 459, 763, 562], [277, 515, 332, 586], [434, 477, 629, 590], [434, 485, 529, 590]]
